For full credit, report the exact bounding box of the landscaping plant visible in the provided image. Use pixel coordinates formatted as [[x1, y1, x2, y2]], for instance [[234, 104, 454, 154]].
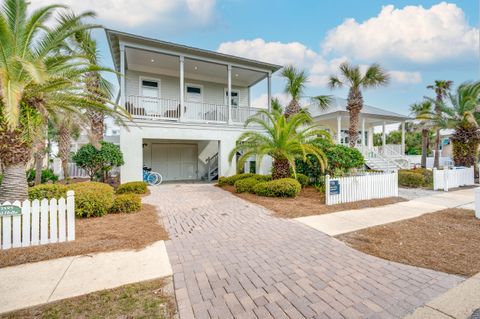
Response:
[[73, 141, 124, 181], [110, 194, 142, 214], [253, 178, 301, 197], [234, 177, 260, 193], [70, 182, 115, 217], [229, 110, 331, 179], [329, 62, 389, 147], [29, 184, 68, 200], [117, 181, 148, 194], [26, 169, 59, 186]]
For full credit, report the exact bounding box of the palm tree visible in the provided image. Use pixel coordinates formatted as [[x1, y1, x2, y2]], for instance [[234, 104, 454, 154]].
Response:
[[281, 65, 332, 118], [441, 81, 480, 167], [427, 80, 453, 168], [329, 62, 390, 147], [229, 109, 331, 179], [0, 0, 113, 202], [410, 101, 435, 168]]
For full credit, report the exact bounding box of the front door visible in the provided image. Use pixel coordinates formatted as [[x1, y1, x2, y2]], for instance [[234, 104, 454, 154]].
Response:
[[151, 144, 198, 181]]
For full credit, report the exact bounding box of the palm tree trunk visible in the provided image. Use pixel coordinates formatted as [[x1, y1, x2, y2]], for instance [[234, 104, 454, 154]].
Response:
[[284, 99, 301, 118], [0, 164, 28, 202], [433, 129, 441, 168], [272, 158, 290, 179], [347, 88, 363, 148], [421, 129, 428, 168], [58, 123, 71, 180], [34, 139, 45, 185], [88, 109, 104, 148]]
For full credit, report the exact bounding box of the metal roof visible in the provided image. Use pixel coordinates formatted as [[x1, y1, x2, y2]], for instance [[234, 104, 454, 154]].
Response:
[[306, 97, 411, 121], [105, 28, 283, 74]]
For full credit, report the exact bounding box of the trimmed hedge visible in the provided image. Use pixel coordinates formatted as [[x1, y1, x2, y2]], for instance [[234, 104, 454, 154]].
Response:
[[218, 173, 256, 186], [234, 177, 260, 193], [398, 169, 433, 188], [117, 181, 148, 194], [253, 178, 301, 197], [398, 171, 425, 188], [29, 184, 68, 200], [70, 182, 115, 217], [295, 173, 309, 187], [110, 194, 142, 213]]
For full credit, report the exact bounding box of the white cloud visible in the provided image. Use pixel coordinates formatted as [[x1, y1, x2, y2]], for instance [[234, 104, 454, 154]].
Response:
[[29, 0, 216, 27], [250, 93, 290, 108], [389, 71, 422, 84], [322, 2, 478, 63]]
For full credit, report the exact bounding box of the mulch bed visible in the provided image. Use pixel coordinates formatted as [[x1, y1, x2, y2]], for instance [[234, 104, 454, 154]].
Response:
[[2, 278, 176, 319], [220, 185, 406, 218], [0, 204, 169, 268], [337, 208, 480, 277]]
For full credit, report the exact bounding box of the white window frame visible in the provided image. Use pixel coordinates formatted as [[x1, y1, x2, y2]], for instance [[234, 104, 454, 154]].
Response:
[[224, 88, 240, 107], [138, 76, 161, 98], [185, 83, 204, 102]]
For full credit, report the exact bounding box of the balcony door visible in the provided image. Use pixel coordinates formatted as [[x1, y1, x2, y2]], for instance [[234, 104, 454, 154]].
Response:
[[140, 78, 160, 116], [185, 84, 203, 120]]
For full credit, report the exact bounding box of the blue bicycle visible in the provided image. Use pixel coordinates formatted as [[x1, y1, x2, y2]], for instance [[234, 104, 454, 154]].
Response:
[[143, 166, 163, 185]]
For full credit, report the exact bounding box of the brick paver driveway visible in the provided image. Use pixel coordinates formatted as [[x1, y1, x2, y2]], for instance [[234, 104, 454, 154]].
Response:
[[145, 184, 463, 319]]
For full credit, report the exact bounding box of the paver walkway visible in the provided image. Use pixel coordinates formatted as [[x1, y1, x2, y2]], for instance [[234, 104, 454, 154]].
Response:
[[145, 184, 463, 319], [296, 188, 476, 236]]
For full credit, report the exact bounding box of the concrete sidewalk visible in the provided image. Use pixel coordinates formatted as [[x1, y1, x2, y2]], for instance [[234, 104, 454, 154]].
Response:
[[0, 241, 172, 314], [296, 188, 476, 236]]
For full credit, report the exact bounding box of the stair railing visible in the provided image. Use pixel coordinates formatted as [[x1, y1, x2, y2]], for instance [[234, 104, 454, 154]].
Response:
[[206, 152, 219, 182]]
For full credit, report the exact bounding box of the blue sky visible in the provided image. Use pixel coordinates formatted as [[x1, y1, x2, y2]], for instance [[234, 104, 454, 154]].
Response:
[[35, 0, 479, 116]]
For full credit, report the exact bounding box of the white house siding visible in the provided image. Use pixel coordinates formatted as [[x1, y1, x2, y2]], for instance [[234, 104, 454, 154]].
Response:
[[120, 122, 271, 183], [126, 69, 249, 107]]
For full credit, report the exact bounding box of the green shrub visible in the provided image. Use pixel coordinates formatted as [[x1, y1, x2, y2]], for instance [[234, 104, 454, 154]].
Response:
[[253, 178, 301, 197], [70, 182, 115, 217], [72, 141, 124, 181], [218, 173, 256, 186], [110, 194, 142, 213], [294, 173, 309, 187], [234, 177, 260, 193], [398, 171, 425, 188], [252, 174, 272, 182], [117, 181, 148, 194], [29, 184, 68, 200], [26, 168, 59, 186]]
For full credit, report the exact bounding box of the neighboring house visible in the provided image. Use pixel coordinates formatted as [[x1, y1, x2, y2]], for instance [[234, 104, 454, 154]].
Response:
[[306, 98, 412, 171], [106, 29, 281, 183]]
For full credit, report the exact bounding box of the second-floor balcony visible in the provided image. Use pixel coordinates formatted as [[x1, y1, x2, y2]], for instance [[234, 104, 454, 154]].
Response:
[[126, 95, 264, 124]]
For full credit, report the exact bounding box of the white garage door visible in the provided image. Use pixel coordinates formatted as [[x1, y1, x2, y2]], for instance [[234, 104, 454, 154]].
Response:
[[151, 144, 198, 181]]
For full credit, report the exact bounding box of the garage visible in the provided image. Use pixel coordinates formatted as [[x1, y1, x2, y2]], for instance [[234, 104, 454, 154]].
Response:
[[150, 143, 198, 181]]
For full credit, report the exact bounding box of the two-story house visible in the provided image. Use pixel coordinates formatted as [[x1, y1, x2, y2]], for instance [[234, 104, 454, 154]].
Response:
[[106, 29, 281, 183]]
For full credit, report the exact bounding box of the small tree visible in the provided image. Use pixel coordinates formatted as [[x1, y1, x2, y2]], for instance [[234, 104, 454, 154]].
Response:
[[73, 142, 124, 181]]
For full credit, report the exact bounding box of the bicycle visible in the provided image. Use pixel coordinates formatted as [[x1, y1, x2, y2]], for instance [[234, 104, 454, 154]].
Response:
[[143, 166, 163, 186]]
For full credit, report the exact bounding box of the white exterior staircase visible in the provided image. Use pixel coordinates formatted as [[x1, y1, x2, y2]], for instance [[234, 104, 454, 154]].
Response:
[[358, 145, 410, 171]]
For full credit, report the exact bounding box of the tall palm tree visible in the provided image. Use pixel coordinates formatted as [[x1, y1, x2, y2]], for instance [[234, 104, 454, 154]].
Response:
[[441, 81, 480, 167], [0, 0, 113, 202], [329, 62, 390, 147], [410, 101, 435, 168], [281, 65, 331, 118], [229, 109, 331, 179], [427, 80, 453, 168], [72, 30, 114, 148]]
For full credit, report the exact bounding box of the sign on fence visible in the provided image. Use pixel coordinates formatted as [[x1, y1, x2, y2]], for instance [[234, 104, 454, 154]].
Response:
[[325, 171, 398, 205], [0, 191, 75, 250], [433, 167, 474, 191]]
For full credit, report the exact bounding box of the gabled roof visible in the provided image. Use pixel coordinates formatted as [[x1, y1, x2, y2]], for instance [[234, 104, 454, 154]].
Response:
[[306, 97, 411, 121], [105, 28, 282, 74]]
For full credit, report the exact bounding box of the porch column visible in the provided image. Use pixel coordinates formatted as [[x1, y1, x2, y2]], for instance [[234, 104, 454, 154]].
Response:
[[401, 121, 406, 155], [179, 55, 185, 121], [361, 117, 366, 148], [382, 121, 386, 147], [119, 44, 126, 107], [267, 72, 272, 112], [227, 64, 232, 124], [336, 115, 341, 144]]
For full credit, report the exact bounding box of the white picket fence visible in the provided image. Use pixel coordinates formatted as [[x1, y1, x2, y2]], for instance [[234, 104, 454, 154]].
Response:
[[325, 171, 398, 205], [433, 166, 475, 191], [0, 191, 75, 250]]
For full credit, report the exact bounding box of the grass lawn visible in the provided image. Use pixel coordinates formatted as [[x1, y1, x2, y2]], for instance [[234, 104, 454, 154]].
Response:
[[0, 204, 168, 268], [338, 208, 480, 277], [2, 278, 175, 319], [221, 185, 406, 218]]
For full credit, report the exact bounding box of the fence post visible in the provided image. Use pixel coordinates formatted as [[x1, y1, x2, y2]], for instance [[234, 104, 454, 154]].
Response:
[[433, 168, 437, 190], [444, 168, 449, 192], [66, 191, 75, 241], [476, 188, 480, 219], [325, 175, 330, 205]]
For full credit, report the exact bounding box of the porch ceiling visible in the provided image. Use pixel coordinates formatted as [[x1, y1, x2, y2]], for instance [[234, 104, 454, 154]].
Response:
[[126, 47, 267, 87]]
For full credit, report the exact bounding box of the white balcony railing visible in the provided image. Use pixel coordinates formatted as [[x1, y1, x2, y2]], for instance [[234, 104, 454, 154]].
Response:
[[126, 95, 265, 124]]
